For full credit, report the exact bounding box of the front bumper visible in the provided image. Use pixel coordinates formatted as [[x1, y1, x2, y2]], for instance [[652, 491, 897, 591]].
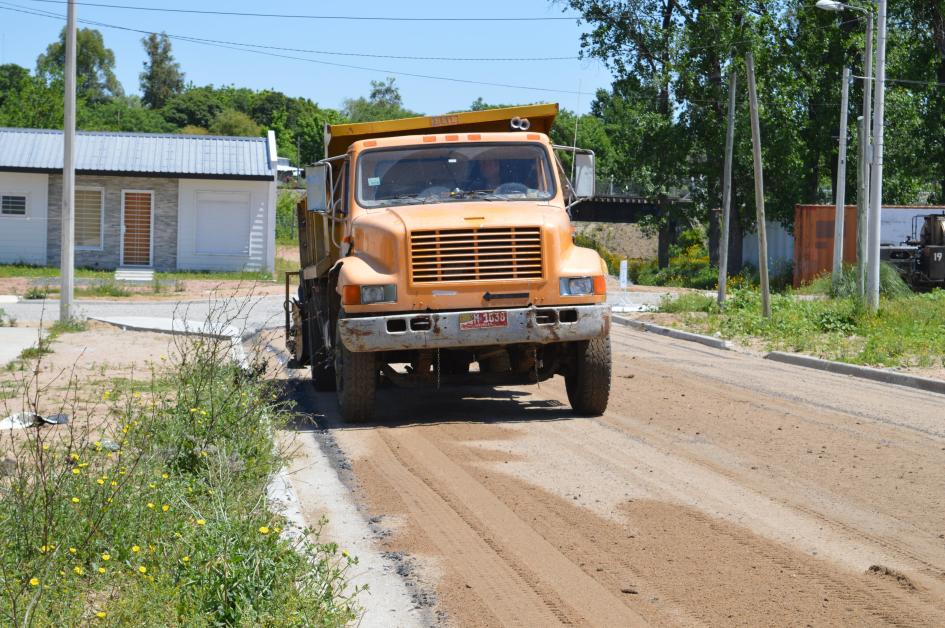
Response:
[[338, 304, 610, 352]]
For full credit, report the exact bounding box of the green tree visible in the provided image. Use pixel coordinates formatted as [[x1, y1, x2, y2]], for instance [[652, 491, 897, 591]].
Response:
[[36, 27, 122, 102], [209, 109, 262, 136], [162, 86, 226, 128], [79, 96, 175, 133], [342, 77, 418, 122], [140, 33, 184, 109]]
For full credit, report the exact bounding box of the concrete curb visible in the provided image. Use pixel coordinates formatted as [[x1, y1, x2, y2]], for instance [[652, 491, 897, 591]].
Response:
[[613, 316, 732, 351], [765, 351, 945, 396], [0, 295, 19, 304]]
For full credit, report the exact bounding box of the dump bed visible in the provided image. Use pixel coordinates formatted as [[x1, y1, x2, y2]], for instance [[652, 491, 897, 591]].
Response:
[[324, 103, 558, 159]]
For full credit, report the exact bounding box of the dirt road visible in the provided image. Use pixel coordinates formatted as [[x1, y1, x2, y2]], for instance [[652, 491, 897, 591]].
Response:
[[280, 324, 945, 626]]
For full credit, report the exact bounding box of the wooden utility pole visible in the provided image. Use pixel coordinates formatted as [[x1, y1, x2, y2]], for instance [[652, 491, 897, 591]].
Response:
[[866, 0, 887, 312], [60, 0, 76, 322], [745, 51, 770, 317], [717, 63, 737, 306], [831, 67, 850, 294]]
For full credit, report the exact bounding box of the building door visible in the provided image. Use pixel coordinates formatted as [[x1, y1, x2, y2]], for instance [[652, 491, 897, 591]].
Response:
[[121, 190, 153, 266]]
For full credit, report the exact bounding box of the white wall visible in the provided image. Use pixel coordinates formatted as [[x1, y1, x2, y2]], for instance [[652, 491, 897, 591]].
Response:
[[0, 172, 48, 265], [176, 179, 272, 271]]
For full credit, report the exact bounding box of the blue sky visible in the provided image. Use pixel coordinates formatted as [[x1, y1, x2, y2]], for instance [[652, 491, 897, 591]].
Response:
[[0, 0, 614, 115]]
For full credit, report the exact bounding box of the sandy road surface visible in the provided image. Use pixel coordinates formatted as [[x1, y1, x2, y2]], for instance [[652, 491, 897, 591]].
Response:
[[280, 325, 945, 626]]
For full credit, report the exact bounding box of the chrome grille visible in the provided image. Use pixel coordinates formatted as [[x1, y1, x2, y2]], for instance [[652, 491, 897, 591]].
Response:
[[410, 227, 543, 283]]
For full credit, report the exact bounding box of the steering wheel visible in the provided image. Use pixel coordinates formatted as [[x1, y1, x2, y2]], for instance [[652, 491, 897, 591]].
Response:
[[419, 185, 450, 198], [494, 182, 528, 196]]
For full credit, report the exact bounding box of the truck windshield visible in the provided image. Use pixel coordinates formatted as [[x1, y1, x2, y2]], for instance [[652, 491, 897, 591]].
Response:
[[357, 143, 556, 208]]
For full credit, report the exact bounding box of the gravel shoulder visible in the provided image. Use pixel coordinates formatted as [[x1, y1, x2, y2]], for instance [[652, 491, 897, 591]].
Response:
[[280, 325, 945, 626]]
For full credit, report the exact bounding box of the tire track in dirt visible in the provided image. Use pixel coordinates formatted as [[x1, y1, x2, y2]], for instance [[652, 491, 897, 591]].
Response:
[[349, 428, 568, 627], [379, 427, 648, 627]]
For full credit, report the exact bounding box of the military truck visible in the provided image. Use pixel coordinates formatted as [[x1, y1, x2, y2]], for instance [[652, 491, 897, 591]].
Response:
[[284, 104, 611, 422]]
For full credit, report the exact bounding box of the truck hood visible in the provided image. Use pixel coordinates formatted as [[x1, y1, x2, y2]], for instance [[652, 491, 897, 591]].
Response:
[[383, 201, 562, 232]]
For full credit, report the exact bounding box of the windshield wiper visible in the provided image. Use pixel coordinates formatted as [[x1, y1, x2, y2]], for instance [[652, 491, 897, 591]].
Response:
[[453, 189, 499, 201]]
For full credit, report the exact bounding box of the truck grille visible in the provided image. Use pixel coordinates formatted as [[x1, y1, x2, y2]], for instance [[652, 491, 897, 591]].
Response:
[[410, 227, 543, 283]]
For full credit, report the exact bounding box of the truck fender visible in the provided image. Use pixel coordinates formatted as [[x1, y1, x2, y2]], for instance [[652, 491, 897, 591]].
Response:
[[334, 256, 399, 296], [561, 243, 609, 278]]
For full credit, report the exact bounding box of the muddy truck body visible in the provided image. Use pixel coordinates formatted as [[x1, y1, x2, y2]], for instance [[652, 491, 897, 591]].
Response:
[[284, 104, 611, 422]]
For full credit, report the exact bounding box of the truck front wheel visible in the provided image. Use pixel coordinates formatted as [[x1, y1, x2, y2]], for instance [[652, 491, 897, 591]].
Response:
[[565, 335, 612, 416], [334, 323, 377, 423]]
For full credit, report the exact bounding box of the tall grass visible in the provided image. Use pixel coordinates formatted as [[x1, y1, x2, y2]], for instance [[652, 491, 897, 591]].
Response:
[[802, 262, 912, 299], [0, 301, 360, 625]]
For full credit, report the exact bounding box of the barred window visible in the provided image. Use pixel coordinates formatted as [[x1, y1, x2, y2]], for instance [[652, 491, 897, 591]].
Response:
[[1, 195, 26, 216], [76, 188, 104, 249]]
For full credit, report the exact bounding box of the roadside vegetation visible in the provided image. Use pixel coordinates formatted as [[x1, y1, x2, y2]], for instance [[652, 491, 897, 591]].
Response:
[[0, 309, 360, 624], [657, 268, 945, 370]]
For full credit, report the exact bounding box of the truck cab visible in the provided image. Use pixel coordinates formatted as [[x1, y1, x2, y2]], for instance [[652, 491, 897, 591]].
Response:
[[286, 104, 611, 422]]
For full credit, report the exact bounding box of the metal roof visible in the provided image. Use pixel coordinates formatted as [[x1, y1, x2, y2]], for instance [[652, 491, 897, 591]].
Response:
[[0, 128, 275, 180]]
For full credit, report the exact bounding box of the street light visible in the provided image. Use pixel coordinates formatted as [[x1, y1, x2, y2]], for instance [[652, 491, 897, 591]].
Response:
[[816, 0, 876, 302]]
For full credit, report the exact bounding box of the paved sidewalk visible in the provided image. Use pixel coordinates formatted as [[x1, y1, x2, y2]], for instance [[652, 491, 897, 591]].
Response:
[[0, 328, 41, 364]]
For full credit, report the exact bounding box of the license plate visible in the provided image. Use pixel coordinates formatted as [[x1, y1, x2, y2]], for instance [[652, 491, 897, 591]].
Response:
[[459, 311, 508, 331]]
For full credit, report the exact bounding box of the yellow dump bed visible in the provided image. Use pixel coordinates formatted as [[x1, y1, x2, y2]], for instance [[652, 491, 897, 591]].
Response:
[[324, 103, 559, 159]]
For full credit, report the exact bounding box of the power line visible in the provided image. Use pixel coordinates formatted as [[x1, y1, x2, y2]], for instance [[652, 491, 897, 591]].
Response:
[[19, 0, 582, 21], [0, 3, 591, 95], [0, 3, 578, 61]]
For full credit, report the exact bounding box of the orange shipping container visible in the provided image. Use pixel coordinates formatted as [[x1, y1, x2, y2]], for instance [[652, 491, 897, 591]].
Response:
[[793, 204, 858, 288]]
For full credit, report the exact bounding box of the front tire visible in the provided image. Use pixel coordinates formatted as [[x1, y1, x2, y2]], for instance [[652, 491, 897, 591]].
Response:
[[565, 335, 611, 416], [334, 321, 377, 423]]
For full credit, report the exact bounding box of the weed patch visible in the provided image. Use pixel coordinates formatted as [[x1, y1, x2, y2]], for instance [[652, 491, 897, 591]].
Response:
[[0, 305, 360, 624]]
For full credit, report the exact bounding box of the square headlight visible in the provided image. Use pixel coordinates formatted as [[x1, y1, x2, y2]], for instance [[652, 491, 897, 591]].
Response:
[[560, 277, 594, 296], [360, 284, 396, 304]]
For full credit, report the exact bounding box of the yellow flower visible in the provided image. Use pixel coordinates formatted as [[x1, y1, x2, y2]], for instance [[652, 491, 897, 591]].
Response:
[[137, 566, 147, 574], [69, 452, 80, 461], [196, 519, 206, 526], [258, 526, 270, 535], [29, 578, 39, 587], [200, 410, 208, 417], [94, 440, 102, 448], [72, 468, 81, 475], [71, 497, 80, 503], [161, 473, 169, 480], [133, 391, 141, 398], [189, 408, 198, 414], [131, 545, 140, 553], [102, 391, 111, 401], [147, 502, 155, 509], [98, 567, 106, 574], [200, 451, 208, 457], [73, 566, 84, 576], [110, 481, 118, 487], [96, 478, 105, 485], [274, 527, 282, 533], [95, 611, 107, 619], [148, 483, 157, 489], [161, 504, 170, 512], [181, 556, 190, 563], [342, 550, 349, 558], [69, 547, 77, 554], [42, 444, 49, 451], [78, 462, 89, 468], [39, 545, 49, 553], [101, 553, 110, 561]]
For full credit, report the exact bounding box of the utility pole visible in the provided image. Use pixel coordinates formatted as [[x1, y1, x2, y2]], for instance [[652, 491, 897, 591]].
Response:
[[60, 0, 77, 322], [866, 0, 887, 312], [858, 12, 874, 299], [831, 67, 850, 294], [746, 51, 770, 317], [717, 63, 737, 305]]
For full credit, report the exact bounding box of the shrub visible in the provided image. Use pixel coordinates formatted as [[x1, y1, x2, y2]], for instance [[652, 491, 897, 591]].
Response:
[[803, 262, 911, 299], [658, 292, 719, 314]]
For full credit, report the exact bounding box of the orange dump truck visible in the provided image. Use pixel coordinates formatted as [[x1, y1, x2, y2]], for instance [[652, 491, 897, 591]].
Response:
[[285, 104, 611, 421]]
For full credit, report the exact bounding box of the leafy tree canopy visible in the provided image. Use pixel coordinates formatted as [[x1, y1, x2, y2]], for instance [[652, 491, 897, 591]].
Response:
[[140, 33, 184, 109], [342, 78, 419, 122], [36, 27, 122, 103]]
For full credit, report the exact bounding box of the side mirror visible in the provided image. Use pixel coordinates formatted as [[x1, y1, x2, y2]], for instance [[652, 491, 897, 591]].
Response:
[[305, 164, 330, 212], [573, 153, 596, 198]]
